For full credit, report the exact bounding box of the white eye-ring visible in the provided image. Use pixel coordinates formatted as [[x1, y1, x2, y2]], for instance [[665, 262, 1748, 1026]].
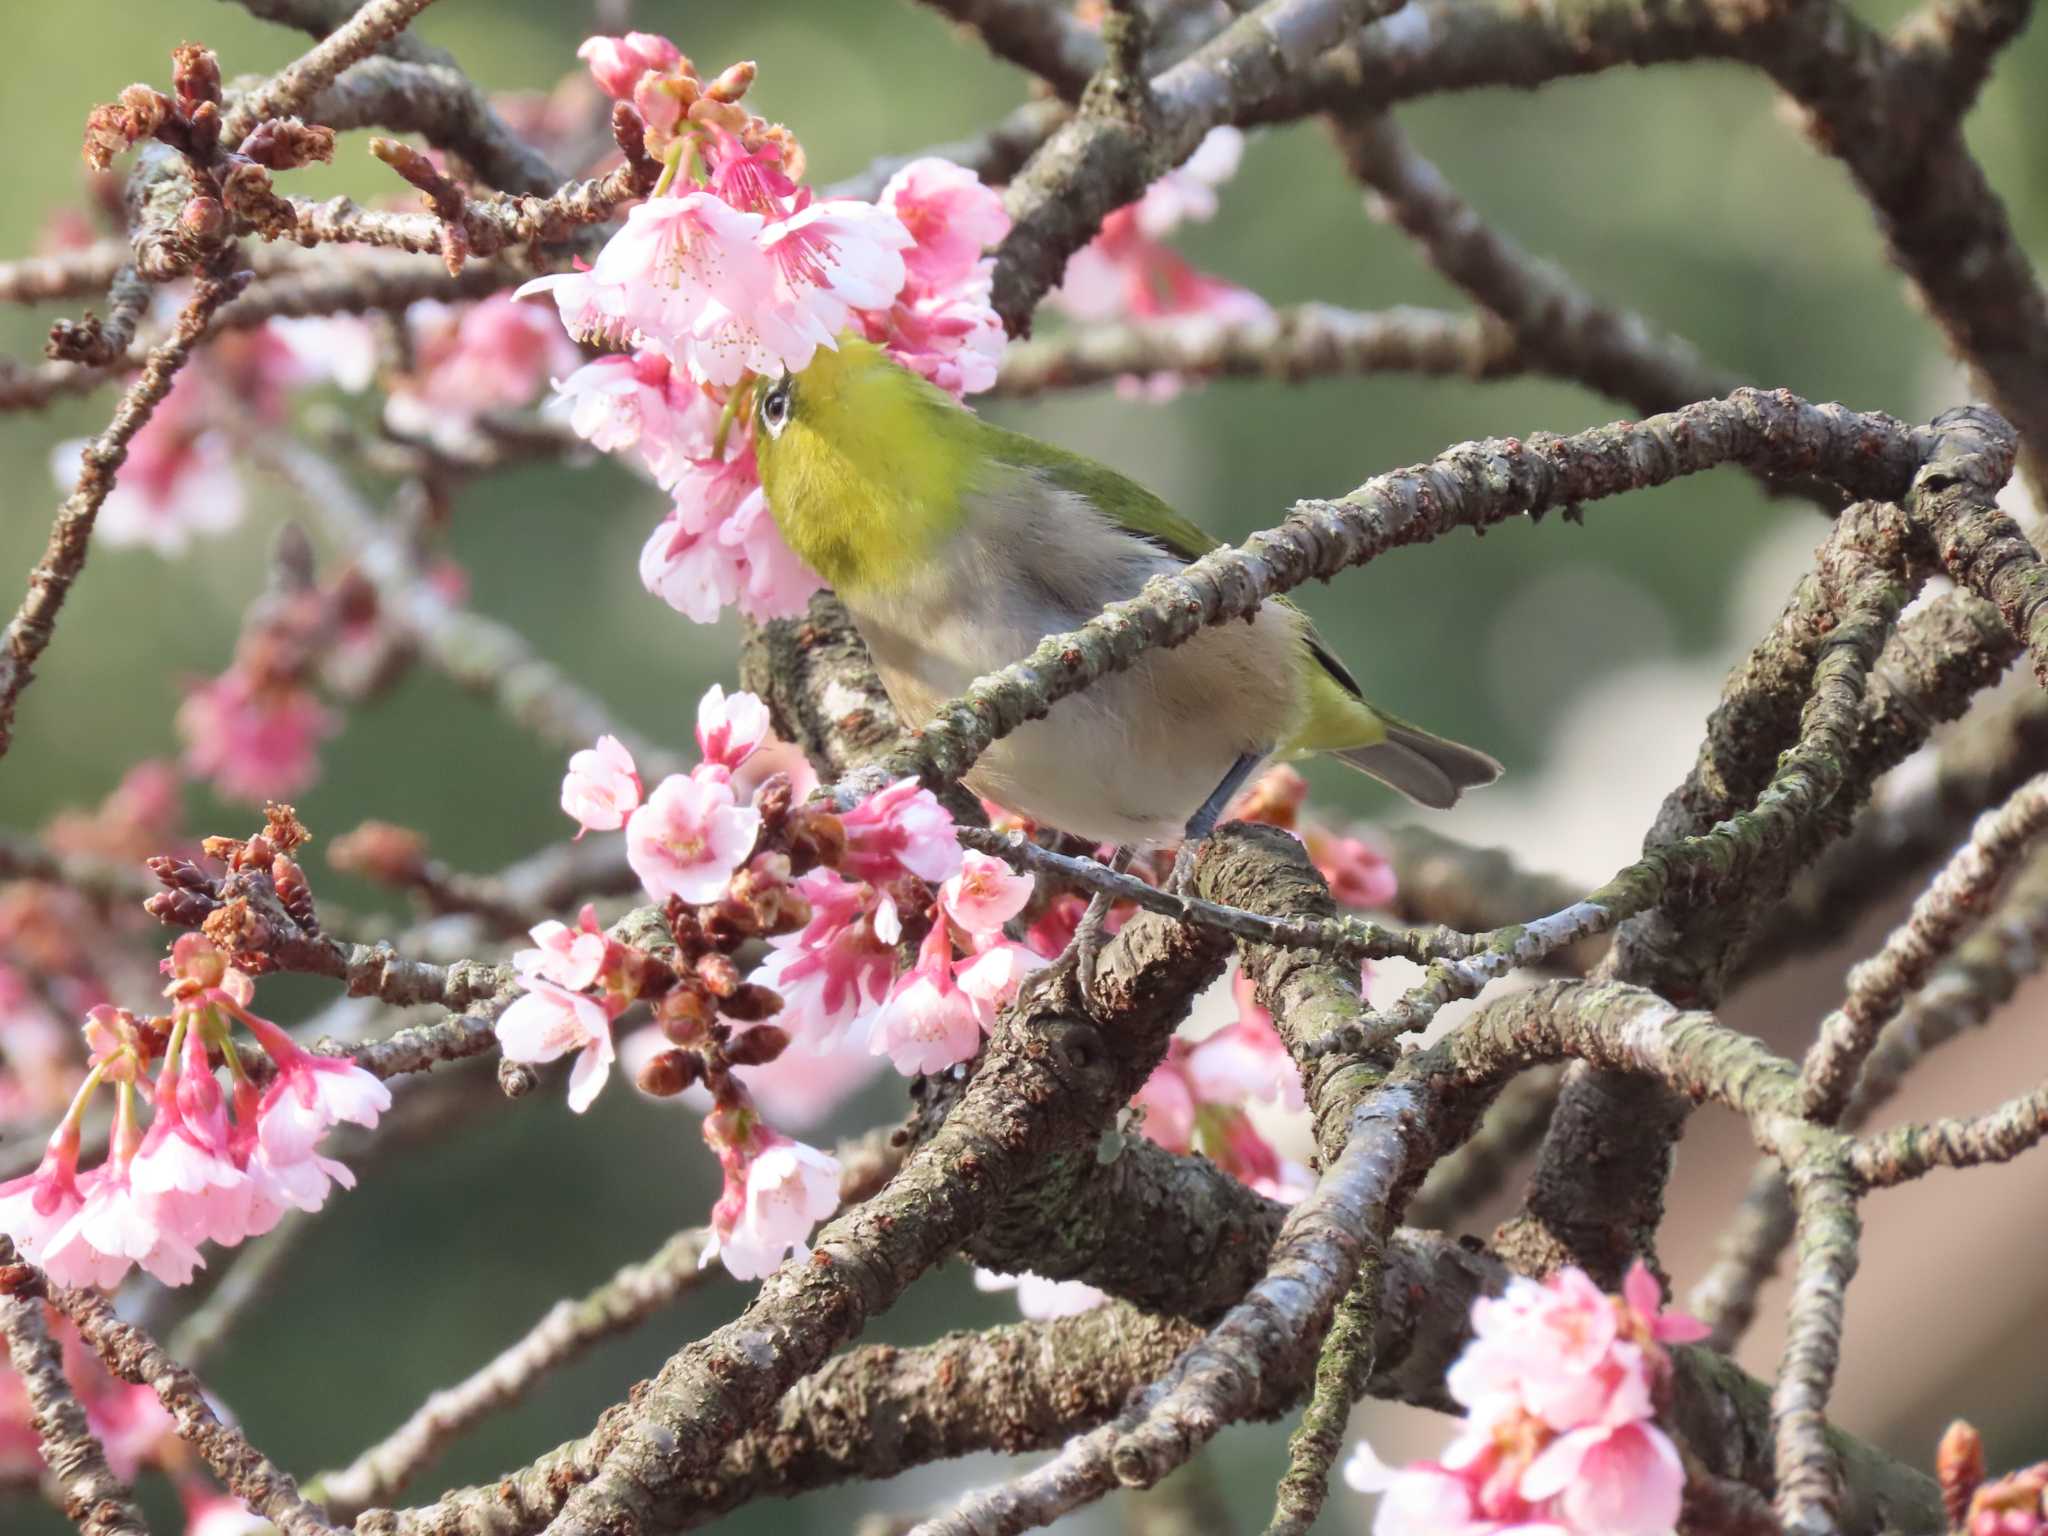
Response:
[[760, 378, 792, 437]]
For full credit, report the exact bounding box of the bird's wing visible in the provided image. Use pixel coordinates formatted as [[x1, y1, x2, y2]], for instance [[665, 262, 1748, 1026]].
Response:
[[987, 426, 1370, 700]]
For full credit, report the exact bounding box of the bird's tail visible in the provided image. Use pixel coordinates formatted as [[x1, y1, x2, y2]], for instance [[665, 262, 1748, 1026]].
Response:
[[1331, 717, 1503, 810]]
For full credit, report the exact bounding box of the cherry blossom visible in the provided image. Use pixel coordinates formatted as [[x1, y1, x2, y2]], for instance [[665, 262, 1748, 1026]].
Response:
[[748, 868, 900, 1044], [177, 667, 335, 804], [974, 1267, 1106, 1320], [496, 978, 619, 1113], [711, 1136, 842, 1280], [547, 350, 719, 488], [578, 31, 681, 98], [840, 777, 962, 885], [1349, 1260, 1703, 1536], [881, 157, 1012, 292], [954, 940, 1045, 1029], [385, 294, 581, 442], [516, 907, 612, 993], [939, 850, 1036, 937], [695, 684, 773, 770], [626, 769, 763, 904], [870, 925, 984, 1076], [50, 376, 241, 555], [561, 734, 643, 837]]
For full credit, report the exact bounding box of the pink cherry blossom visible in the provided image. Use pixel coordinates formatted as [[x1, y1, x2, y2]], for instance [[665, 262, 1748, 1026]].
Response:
[[714, 473, 823, 620], [515, 907, 610, 992], [881, 158, 1012, 292], [974, 1268, 1105, 1320], [577, 31, 681, 99], [1133, 1045, 1198, 1153], [714, 1138, 842, 1280], [45, 1153, 203, 1289], [232, 1009, 392, 1165], [184, 1490, 273, 1536], [696, 684, 772, 770], [733, 1033, 886, 1130], [940, 851, 1036, 937], [562, 734, 643, 836], [131, 1030, 251, 1248], [626, 769, 763, 904], [0, 1127, 90, 1267], [177, 667, 335, 804], [496, 978, 619, 1113], [870, 926, 983, 1076], [547, 350, 719, 488], [645, 448, 801, 625], [865, 285, 1007, 397], [386, 295, 581, 440], [266, 313, 380, 393], [840, 777, 962, 885], [49, 376, 242, 556], [753, 198, 913, 369], [1312, 830, 1399, 910], [1519, 1421, 1685, 1536], [1184, 974, 1305, 1111], [1132, 127, 1245, 240], [1344, 1441, 1567, 1536], [641, 493, 746, 623], [954, 941, 1045, 1029], [748, 869, 899, 1045], [732, 734, 821, 804]]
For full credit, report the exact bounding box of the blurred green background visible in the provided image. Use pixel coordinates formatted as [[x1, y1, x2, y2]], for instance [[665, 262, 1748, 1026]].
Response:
[[3, 0, 2045, 1530]]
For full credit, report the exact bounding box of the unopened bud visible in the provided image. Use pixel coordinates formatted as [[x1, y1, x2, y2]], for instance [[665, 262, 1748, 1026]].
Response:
[[696, 952, 742, 998], [498, 1058, 540, 1098], [636, 1048, 702, 1097], [146, 889, 217, 928], [179, 195, 226, 242], [724, 1023, 789, 1066], [751, 772, 794, 829], [272, 856, 318, 934], [1940, 1421, 1987, 1529], [720, 983, 783, 1023], [329, 821, 427, 884], [148, 855, 218, 895], [185, 99, 221, 159], [656, 980, 715, 1043], [170, 43, 222, 109], [705, 60, 756, 103], [240, 117, 337, 170]]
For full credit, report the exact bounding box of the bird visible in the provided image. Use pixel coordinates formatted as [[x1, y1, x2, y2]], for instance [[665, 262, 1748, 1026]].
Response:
[[751, 336, 1500, 913]]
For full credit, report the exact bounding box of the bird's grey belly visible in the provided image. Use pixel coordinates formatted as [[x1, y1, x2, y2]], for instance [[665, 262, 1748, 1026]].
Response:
[[849, 596, 1300, 850]]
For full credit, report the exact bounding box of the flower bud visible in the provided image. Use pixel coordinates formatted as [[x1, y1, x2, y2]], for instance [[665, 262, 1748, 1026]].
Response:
[[656, 979, 715, 1043], [240, 117, 337, 170], [148, 855, 218, 895], [636, 1048, 702, 1097], [696, 952, 742, 998], [146, 889, 218, 928], [724, 1023, 789, 1067], [720, 983, 783, 1024], [1942, 1422, 1987, 1529], [705, 60, 757, 103], [171, 44, 222, 109], [178, 195, 226, 242], [328, 821, 427, 884]]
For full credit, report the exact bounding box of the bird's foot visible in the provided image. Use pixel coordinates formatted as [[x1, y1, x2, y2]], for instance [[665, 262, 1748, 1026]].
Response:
[[1166, 837, 1203, 899], [1068, 888, 1117, 1005]]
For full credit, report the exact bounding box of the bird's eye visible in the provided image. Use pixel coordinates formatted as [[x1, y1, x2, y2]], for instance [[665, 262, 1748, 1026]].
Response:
[[760, 379, 792, 437]]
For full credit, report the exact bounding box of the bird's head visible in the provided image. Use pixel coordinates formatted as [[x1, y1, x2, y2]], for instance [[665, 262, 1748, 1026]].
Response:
[[751, 336, 979, 594]]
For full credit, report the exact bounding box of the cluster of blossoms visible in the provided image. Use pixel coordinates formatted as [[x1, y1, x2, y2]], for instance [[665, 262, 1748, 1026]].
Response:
[[526, 32, 1014, 627], [0, 817, 389, 1288], [1345, 1261, 1707, 1536], [510, 685, 1047, 1277]]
